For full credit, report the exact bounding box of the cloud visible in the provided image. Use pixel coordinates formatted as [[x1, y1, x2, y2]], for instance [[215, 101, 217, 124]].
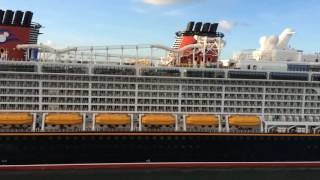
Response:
[[218, 20, 248, 32], [143, 0, 201, 6], [218, 20, 235, 31], [41, 40, 62, 48], [132, 0, 206, 17], [43, 40, 52, 46]]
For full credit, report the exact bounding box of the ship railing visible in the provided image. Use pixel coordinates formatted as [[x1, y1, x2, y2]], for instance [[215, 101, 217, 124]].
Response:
[[19, 44, 171, 66], [16, 43, 225, 69]]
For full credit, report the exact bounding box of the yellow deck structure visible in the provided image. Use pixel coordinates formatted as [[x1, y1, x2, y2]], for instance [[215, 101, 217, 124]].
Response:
[[96, 114, 131, 125], [142, 114, 176, 125], [45, 113, 83, 125], [186, 115, 219, 126], [0, 113, 33, 125], [228, 116, 261, 126]]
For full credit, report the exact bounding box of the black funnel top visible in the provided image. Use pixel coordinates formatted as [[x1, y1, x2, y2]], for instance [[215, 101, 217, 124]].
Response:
[[201, 23, 210, 33], [0, 10, 4, 25], [209, 23, 218, 33], [22, 11, 33, 27], [176, 21, 224, 38], [3, 10, 14, 25], [194, 22, 202, 33], [186, 21, 194, 32], [13, 10, 23, 26]]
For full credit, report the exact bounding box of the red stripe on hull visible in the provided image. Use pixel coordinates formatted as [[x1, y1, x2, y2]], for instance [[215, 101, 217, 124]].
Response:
[[1, 162, 320, 171]]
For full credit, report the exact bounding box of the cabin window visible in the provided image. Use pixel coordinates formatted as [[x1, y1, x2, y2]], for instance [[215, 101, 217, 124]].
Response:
[[288, 64, 310, 72]]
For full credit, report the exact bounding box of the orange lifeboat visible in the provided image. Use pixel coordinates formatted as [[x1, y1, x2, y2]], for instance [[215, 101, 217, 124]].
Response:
[[142, 114, 176, 125], [96, 114, 130, 125], [0, 113, 33, 125], [228, 116, 261, 126], [186, 115, 219, 126], [45, 113, 83, 125]]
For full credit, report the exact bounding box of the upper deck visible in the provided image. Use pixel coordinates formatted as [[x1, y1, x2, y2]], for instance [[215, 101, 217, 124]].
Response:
[[1, 59, 320, 82]]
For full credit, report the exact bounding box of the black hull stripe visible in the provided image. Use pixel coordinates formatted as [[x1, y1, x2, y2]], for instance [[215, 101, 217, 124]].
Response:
[[1, 162, 320, 171]]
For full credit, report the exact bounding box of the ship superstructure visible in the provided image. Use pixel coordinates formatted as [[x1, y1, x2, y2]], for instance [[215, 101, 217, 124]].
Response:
[[0, 17, 320, 135], [2, 10, 320, 167]]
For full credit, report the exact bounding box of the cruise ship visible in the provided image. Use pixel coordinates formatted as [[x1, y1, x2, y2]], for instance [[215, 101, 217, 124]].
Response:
[[1, 9, 320, 169]]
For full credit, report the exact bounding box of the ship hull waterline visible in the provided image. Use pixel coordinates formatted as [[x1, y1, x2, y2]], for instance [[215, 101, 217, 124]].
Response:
[[1, 132, 320, 169]]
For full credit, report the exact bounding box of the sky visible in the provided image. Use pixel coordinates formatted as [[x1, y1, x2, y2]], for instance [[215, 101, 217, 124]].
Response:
[[2, 0, 320, 59]]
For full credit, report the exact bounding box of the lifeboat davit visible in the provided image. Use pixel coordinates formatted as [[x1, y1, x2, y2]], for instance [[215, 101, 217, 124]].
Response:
[[0, 113, 33, 125], [186, 115, 219, 126], [96, 114, 130, 125], [228, 116, 261, 126], [45, 113, 83, 125], [142, 114, 176, 125]]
